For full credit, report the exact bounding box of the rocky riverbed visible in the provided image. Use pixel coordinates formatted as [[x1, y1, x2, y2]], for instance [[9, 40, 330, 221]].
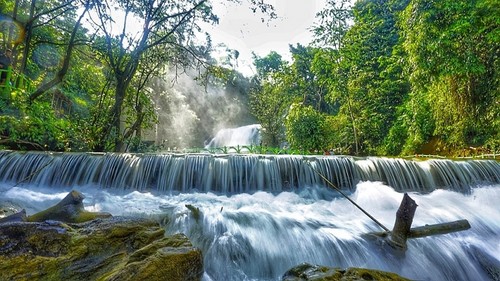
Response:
[[0, 190, 413, 281]]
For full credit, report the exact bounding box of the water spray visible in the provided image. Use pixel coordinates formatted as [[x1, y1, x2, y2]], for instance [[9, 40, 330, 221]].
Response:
[[305, 159, 390, 232]]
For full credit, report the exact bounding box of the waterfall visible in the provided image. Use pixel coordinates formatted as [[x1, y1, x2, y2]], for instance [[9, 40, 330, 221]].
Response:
[[205, 124, 262, 148], [1, 182, 498, 281], [0, 150, 499, 281], [0, 150, 498, 193]]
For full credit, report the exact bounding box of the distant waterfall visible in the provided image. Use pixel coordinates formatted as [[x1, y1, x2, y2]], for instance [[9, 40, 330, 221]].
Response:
[[0, 150, 498, 193], [205, 124, 261, 148]]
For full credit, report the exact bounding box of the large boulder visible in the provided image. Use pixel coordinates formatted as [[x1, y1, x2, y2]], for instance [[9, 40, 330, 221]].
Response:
[[0, 217, 203, 281], [282, 263, 411, 281]]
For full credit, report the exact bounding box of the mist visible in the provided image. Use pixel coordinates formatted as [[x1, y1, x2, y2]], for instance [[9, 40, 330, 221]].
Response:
[[146, 69, 257, 149]]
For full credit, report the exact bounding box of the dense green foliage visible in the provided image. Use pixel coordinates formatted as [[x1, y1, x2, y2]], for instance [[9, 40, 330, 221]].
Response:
[[0, 0, 273, 152], [0, 0, 498, 156], [250, 0, 499, 156]]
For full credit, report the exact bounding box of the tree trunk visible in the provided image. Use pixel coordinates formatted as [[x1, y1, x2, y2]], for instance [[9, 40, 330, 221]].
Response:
[[408, 219, 471, 238], [111, 82, 127, 152], [388, 193, 418, 250], [346, 97, 359, 155], [7, 0, 20, 51], [365, 193, 471, 255], [20, 0, 36, 74], [29, 3, 89, 102]]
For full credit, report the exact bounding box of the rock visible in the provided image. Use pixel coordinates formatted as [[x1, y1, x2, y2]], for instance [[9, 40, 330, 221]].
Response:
[[26, 190, 112, 223], [0, 209, 27, 223], [185, 204, 201, 222], [282, 263, 411, 281], [0, 200, 23, 219], [0, 217, 204, 281]]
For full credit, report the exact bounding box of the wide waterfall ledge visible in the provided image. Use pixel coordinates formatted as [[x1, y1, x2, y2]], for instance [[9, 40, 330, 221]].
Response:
[[0, 150, 498, 194]]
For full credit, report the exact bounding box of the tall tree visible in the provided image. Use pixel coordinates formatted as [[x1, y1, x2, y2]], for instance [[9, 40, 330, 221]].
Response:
[[311, 0, 353, 50], [29, 0, 92, 102], [322, 0, 409, 155], [250, 52, 291, 146], [87, 0, 275, 151], [399, 0, 499, 151]]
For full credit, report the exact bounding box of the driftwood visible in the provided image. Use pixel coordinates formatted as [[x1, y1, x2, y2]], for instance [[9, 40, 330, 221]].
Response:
[[388, 193, 418, 249], [367, 193, 471, 251], [0, 190, 111, 224], [408, 219, 471, 238]]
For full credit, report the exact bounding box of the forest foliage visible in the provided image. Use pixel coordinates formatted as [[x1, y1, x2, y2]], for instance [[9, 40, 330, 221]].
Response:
[[0, 0, 272, 152], [251, 0, 499, 156], [0, 0, 498, 156]]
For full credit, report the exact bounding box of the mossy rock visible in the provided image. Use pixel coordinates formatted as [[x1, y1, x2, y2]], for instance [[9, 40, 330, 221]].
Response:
[[26, 190, 111, 223], [0, 217, 203, 281], [282, 263, 411, 281]]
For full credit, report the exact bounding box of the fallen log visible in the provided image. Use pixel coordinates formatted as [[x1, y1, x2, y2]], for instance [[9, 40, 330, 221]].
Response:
[[367, 219, 471, 239], [364, 193, 471, 252], [408, 219, 471, 238]]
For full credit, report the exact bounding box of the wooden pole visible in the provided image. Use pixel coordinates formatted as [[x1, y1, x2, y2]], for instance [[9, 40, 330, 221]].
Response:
[[363, 194, 471, 254]]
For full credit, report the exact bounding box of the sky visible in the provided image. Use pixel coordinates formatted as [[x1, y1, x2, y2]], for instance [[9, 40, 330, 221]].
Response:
[[80, 0, 328, 77], [206, 0, 328, 76]]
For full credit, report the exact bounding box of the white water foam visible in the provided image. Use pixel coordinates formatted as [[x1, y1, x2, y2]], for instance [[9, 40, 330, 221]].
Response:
[[205, 124, 261, 148], [1, 181, 498, 281]]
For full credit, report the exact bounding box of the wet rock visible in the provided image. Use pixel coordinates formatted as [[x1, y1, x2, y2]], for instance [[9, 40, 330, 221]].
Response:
[[0, 217, 204, 281], [470, 245, 500, 281], [0, 209, 27, 223], [0, 200, 23, 219], [282, 263, 411, 281], [27, 190, 111, 223]]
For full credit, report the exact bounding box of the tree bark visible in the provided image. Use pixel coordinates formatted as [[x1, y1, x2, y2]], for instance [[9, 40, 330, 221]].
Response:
[[388, 193, 418, 249], [408, 219, 471, 238]]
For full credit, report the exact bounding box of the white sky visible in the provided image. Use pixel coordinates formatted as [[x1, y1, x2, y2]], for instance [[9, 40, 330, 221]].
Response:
[[82, 0, 327, 77], [206, 0, 328, 76]]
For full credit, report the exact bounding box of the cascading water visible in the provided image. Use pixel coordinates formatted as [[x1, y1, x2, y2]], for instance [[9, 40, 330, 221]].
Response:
[[205, 124, 262, 148], [0, 150, 499, 281]]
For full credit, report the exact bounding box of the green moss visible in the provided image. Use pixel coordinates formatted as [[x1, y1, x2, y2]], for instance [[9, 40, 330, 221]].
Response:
[[344, 268, 411, 280], [185, 204, 201, 222], [0, 218, 203, 281], [283, 263, 411, 281]]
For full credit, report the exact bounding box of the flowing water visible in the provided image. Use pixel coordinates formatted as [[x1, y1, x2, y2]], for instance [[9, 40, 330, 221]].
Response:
[[0, 151, 499, 281], [205, 124, 262, 148]]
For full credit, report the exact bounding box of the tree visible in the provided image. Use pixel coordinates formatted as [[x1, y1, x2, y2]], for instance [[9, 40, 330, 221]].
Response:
[[285, 103, 334, 152], [399, 0, 499, 152], [252, 50, 285, 78], [311, 0, 353, 50], [86, 0, 275, 151], [250, 52, 292, 147], [28, 0, 92, 102], [316, 0, 410, 155], [289, 44, 331, 112]]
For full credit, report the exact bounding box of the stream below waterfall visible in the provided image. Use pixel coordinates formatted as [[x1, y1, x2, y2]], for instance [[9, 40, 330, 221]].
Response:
[[0, 151, 499, 280], [1, 181, 499, 281]]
